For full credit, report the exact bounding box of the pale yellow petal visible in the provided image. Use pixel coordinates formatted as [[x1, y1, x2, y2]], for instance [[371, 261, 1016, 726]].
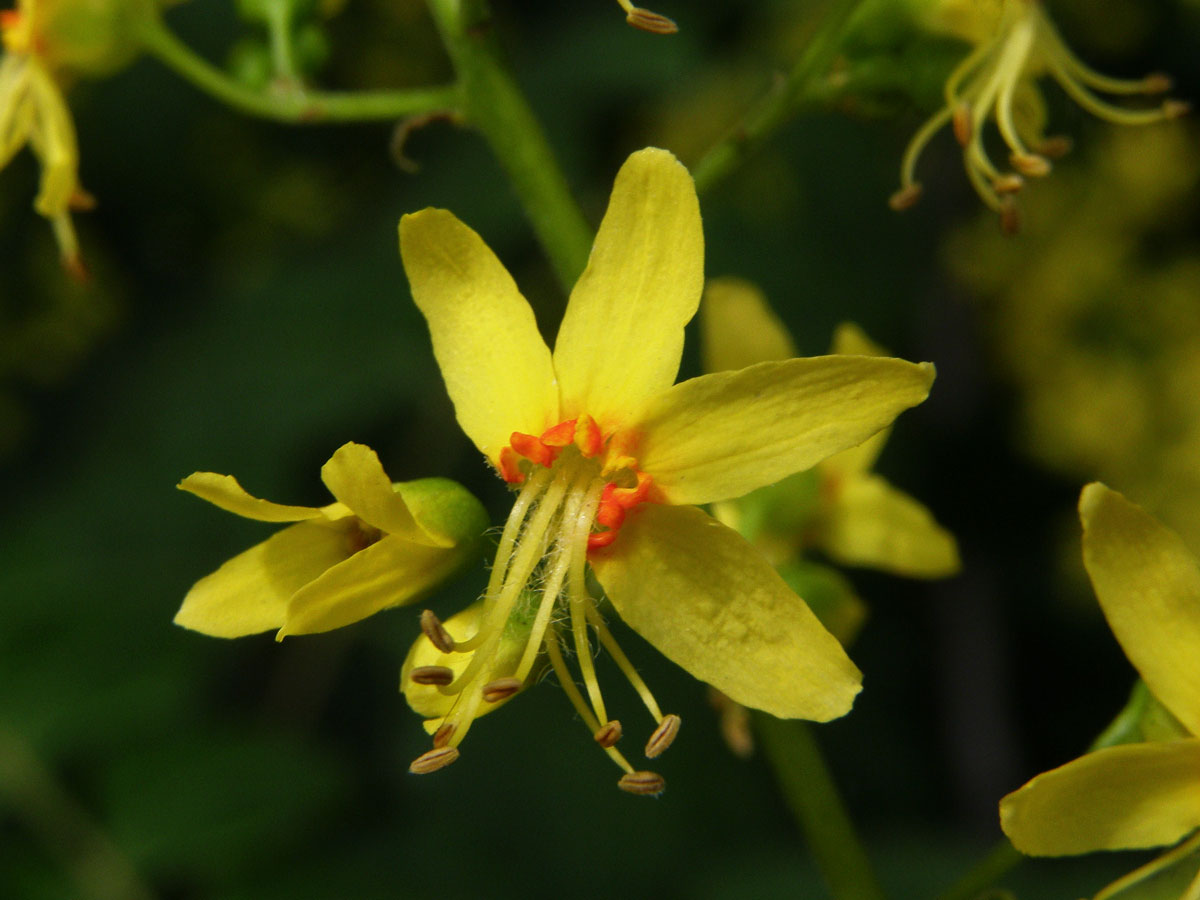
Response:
[[279, 534, 471, 637], [1081, 483, 1200, 736], [553, 148, 703, 431], [819, 474, 960, 578], [175, 520, 352, 637], [821, 322, 893, 476], [630, 356, 936, 506], [178, 472, 322, 523], [400, 208, 557, 464], [1000, 739, 1200, 854], [319, 443, 450, 547], [700, 277, 796, 374], [590, 503, 862, 721]]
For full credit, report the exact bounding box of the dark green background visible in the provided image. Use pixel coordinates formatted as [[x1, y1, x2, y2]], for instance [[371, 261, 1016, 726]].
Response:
[[2, 0, 1198, 897]]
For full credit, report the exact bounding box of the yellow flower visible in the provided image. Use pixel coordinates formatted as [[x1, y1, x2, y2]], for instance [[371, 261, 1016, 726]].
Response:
[[175, 442, 487, 640], [890, 0, 1187, 232], [398, 147, 936, 793], [2, 1, 90, 276], [1000, 483, 1200, 898], [702, 277, 960, 583], [1, 0, 150, 274]]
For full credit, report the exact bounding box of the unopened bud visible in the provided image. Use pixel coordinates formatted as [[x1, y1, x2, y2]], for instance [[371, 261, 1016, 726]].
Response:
[[618, 770, 666, 796], [888, 183, 922, 211], [410, 665, 455, 686], [481, 676, 523, 703], [409, 746, 460, 774], [594, 720, 623, 748], [645, 714, 682, 759], [420, 609, 456, 653], [626, 7, 678, 34], [1011, 153, 1051, 177]]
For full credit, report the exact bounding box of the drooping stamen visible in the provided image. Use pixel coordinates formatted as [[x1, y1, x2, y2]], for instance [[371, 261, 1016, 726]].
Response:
[[617, 771, 666, 796], [594, 720, 623, 748], [432, 723, 455, 748], [420, 609, 456, 653], [481, 677, 523, 703], [409, 746, 460, 774], [410, 665, 455, 686], [645, 714, 682, 759]]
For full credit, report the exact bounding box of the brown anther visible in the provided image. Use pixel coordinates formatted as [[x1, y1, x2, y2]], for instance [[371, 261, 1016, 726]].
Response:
[[1010, 153, 1051, 177], [952, 103, 972, 146], [420, 609, 456, 653], [645, 713, 682, 759], [1143, 72, 1173, 94], [888, 183, 922, 211], [593, 720, 623, 748], [1036, 135, 1073, 159], [992, 173, 1024, 195], [432, 723, 456, 748], [410, 665, 455, 686], [481, 676, 523, 703], [626, 7, 678, 34], [999, 198, 1021, 237], [1164, 100, 1191, 120], [617, 770, 666, 796], [409, 746, 460, 774]]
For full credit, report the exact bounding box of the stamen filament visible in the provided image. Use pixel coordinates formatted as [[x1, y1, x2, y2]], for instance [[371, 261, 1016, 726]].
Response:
[[545, 625, 635, 774], [586, 606, 665, 722], [1044, 48, 1179, 126]]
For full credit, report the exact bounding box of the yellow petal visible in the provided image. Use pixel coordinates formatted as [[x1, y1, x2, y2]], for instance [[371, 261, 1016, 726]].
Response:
[[399, 208, 557, 464], [279, 533, 469, 637], [175, 520, 352, 637], [700, 277, 796, 374], [590, 503, 862, 721], [178, 472, 322, 523], [1000, 739, 1200, 854], [821, 323, 892, 477], [631, 356, 936, 506], [319, 443, 450, 547], [1081, 483, 1200, 736], [553, 148, 703, 431], [819, 474, 960, 578]]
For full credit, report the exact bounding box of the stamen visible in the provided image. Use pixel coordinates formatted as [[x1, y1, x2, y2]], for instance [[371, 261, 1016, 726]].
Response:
[[586, 606, 665, 722], [999, 197, 1021, 236], [1010, 153, 1051, 177], [888, 183, 922, 212], [992, 173, 1024, 195], [420, 609, 456, 653], [1035, 135, 1072, 158], [409, 746, 460, 774], [952, 103, 972, 147], [594, 720, 623, 748], [410, 666, 455, 686], [481, 677, 523, 703], [432, 723, 456, 748], [617, 771, 666, 796], [644, 714, 682, 759], [625, 8, 678, 35]]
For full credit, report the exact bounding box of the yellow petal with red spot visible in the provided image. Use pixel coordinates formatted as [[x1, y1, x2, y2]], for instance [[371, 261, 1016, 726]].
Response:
[[320, 442, 451, 547], [178, 472, 323, 522], [553, 147, 703, 432], [700, 277, 796, 374], [1081, 483, 1200, 737], [279, 534, 469, 638], [1000, 739, 1200, 854], [590, 503, 861, 721], [175, 520, 353, 637], [400, 208, 557, 465], [631, 356, 936, 506], [819, 474, 960, 578]]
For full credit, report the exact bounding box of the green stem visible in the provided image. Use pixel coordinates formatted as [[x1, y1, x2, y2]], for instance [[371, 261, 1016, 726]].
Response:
[[264, 0, 301, 84], [691, 0, 864, 194], [754, 713, 886, 900], [424, 0, 593, 291], [136, 14, 462, 123], [0, 732, 156, 900], [934, 838, 1025, 900]]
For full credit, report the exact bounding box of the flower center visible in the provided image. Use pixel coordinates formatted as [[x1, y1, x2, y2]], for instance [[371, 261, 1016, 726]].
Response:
[[406, 432, 676, 794]]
